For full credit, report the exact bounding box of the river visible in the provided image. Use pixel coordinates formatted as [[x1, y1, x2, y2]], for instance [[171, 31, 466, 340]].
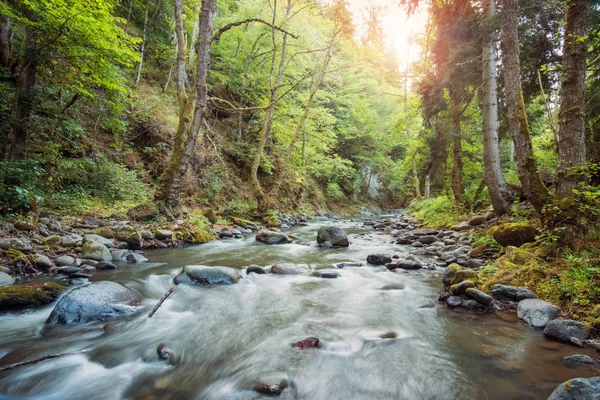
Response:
[[0, 216, 596, 399]]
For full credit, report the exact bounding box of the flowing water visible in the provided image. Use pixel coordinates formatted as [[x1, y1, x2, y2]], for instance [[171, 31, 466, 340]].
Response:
[[0, 217, 597, 400]]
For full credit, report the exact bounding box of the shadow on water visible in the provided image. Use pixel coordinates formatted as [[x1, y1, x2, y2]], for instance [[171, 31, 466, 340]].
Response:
[[0, 218, 596, 399]]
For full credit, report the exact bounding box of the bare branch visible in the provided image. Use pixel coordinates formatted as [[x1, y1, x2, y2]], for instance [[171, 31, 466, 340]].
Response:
[[213, 18, 298, 41]]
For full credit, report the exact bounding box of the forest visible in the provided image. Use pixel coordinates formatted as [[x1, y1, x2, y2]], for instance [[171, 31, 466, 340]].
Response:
[[0, 0, 599, 398]]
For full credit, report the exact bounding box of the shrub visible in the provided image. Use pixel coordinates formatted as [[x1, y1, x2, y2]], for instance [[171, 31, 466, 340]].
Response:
[[408, 195, 467, 229]]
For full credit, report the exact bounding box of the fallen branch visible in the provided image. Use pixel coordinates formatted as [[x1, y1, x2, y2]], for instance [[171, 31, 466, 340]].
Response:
[[0, 349, 89, 372], [148, 286, 176, 318]]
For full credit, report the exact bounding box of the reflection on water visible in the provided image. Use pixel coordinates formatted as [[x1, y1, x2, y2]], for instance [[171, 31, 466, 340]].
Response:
[[0, 218, 596, 399]]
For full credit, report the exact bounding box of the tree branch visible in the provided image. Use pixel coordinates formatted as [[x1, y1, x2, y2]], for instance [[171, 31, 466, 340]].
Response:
[[213, 18, 298, 41]]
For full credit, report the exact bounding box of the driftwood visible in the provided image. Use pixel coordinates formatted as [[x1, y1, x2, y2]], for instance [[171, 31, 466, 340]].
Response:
[[0, 349, 89, 372], [148, 286, 176, 318]]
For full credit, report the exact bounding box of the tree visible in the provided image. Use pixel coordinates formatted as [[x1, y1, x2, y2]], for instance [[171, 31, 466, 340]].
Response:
[[500, 0, 549, 212], [556, 0, 591, 198], [481, 0, 511, 215]]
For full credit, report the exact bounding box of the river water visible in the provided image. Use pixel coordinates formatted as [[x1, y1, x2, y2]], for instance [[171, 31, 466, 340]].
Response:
[[0, 217, 596, 400]]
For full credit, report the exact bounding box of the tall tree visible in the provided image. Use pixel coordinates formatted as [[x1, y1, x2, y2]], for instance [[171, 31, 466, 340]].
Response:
[[500, 0, 549, 212], [0, 0, 10, 68], [481, 0, 511, 215], [556, 0, 591, 198]]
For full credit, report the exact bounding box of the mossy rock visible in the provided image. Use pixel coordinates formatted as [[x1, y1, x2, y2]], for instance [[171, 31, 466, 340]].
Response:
[[450, 280, 475, 295], [490, 222, 538, 247], [442, 263, 461, 286], [451, 269, 478, 285], [230, 217, 259, 231], [0, 283, 63, 311]]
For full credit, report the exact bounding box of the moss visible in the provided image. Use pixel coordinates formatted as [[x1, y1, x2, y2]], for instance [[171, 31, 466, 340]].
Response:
[[0, 283, 63, 311], [263, 210, 280, 228], [451, 269, 478, 285]]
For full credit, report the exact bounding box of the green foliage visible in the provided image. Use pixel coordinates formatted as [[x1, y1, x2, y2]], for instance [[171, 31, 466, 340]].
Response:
[[408, 196, 467, 228], [0, 159, 45, 213], [326, 182, 345, 201]]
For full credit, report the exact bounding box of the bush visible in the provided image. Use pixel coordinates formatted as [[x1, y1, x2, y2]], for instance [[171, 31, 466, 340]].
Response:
[[408, 195, 467, 228], [326, 182, 345, 201], [0, 159, 45, 213]]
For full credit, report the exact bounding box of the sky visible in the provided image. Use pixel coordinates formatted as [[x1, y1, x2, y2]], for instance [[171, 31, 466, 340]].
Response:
[[346, 0, 429, 71]]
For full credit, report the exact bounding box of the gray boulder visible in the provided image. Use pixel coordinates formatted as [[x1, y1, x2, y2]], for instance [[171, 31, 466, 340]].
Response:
[[317, 226, 349, 247], [85, 234, 114, 248], [125, 252, 148, 263], [174, 265, 241, 285], [55, 255, 75, 267], [367, 254, 392, 265], [544, 319, 590, 343], [82, 241, 112, 262], [271, 263, 311, 275], [490, 284, 535, 301], [563, 355, 600, 368], [246, 265, 266, 275], [0, 272, 15, 286], [46, 281, 142, 324], [446, 296, 462, 308], [96, 261, 117, 270], [418, 235, 437, 245], [154, 230, 173, 240], [386, 260, 422, 270], [61, 236, 77, 248], [517, 299, 559, 328], [255, 229, 292, 245], [465, 288, 493, 306], [0, 238, 31, 252], [33, 255, 53, 269], [547, 377, 600, 400]]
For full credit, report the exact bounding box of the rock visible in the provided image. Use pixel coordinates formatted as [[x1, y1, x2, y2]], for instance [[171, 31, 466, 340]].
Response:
[[446, 296, 462, 308], [14, 221, 36, 231], [255, 229, 292, 245], [55, 256, 75, 267], [246, 265, 266, 274], [174, 265, 241, 285], [492, 222, 537, 247], [563, 354, 600, 368], [310, 270, 340, 279], [547, 377, 600, 400], [47, 219, 61, 232], [412, 241, 424, 248], [56, 266, 82, 276], [517, 299, 560, 328], [462, 299, 481, 309], [468, 216, 486, 226], [85, 234, 114, 248], [81, 241, 112, 262], [396, 237, 414, 245], [270, 263, 311, 275], [386, 260, 421, 270], [39, 226, 50, 237], [126, 204, 158, 221], [96, 227, 114, 239], [490, 284, 535, 301], [0, 238, 31, 251], [61, 236, 77, 248], [141, 231, 155, 240], [450, 280, 475, 295], [117, 242, 130, 249], [450, 222, 471, 231], [154, 230, 173, 240], [292, 337, 319, 348], [96, 261, 117, 270], [336, 262, 363, 268], [80, 259, 98, 267], [319, 241, 333, 249], [157, 344, 176, 364], [253, 376, 291, 397], [465, 288, 493, 306], [46, 281, 141, 324], [418, 235, 437, 245], [114, 226, 142, 250], [45, 235, 62, 246], [33, 255, 53, 269], [0, 283, 63, 311], [111, 250, 129, 261], [82, 217, 100, 226], [0, 271, 15, 287], [451, 269, 478, 285], [367, 254, 392, 265], [442, 264, 461, 286], [316, 226, 349, 247], [125, 252, 148, 263], [544, 319, 590, 343], [219, 229, 233, 239]]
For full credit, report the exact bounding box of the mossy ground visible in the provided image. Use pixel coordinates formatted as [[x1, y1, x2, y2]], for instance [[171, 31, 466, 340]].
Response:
[[0, 283, 63, 310]]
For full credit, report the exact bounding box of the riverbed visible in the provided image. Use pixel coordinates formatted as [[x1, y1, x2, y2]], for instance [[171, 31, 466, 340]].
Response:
[[0, 217, 596, 399]]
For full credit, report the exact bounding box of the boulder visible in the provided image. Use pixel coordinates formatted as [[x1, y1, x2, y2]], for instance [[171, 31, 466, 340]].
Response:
[[96, 227, 115, 239], [450, 280, 475, 295], [85, 234, 114, 249], [46, 281, 142, 324], [246, 265, 266, 275], [141, 231, 155, 240], [255, 229, 292, 245], [61, 236, 77, 248], [96, 261, 117, 270], [310, 270, 340, 279], [446, 296, 462, 308], [386, 260, 422, 270], [366, 254, 392, 265], [517, 299, 559, 328], [111, 250, 129, 261], [56, 266, 82, 276], [544, 319, 590, 343], [563, 355, 600, 367], [253, 375, 291, 397], [126, 204, 158, 221], [0, 272, 15, 286], [492, 222, 537, 247], [418, 235, 437, 245], [174, 265, 241, 285], [14, 221, 36, 231], [154, 230, 173, 240], [33, 254, 53, 269], [0, 238, 31, 252], [270, 263, 311, 275], [55, 256, 75, 267], [442, 264, 461, 286], [490, 284, 535, 301], [465, 288, 493, 306], [547, 377, 600, 400], [316, 226, 349, 247], [451, 269, 478, 285], [0, 283, 63, 311], [81, 241, 112, 262], [125, 252, 148, 263], [114, 226, 142, 250], [468, 216, 486, 226], [292, 337, 319, 348]]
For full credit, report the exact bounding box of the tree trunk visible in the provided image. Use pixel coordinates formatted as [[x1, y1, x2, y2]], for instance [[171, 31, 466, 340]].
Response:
[[9, 29, 37, 160], [188, 6, 200, 70], [450, 106, 465, 205], [407, 127, 421, 198], [135, 0, 150, 85], [556, 0, 590, 198], [124, 0, 134, 35], [160, 0, 216, 212], [0, 0, 11, 68], [424, 172, 431, 199], [500, 0, 549, 213], [482, 0, 510, 215], [251, 0, 287, 209]]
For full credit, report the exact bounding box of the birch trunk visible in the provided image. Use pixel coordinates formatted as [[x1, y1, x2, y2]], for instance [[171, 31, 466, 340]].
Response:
[[135, 0, 150, 85]]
